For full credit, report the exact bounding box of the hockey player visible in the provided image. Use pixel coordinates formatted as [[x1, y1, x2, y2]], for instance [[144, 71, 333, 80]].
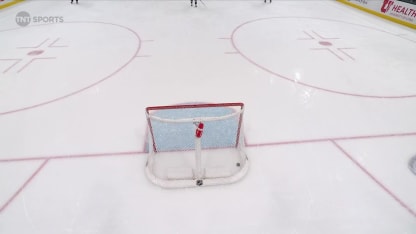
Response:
[[71, 0, 78, 4], [264, 0, 271, 3], [191, 0, 197, 7]]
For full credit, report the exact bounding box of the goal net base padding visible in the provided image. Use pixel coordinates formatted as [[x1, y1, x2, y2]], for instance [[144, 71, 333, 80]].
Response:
[[145, 103, 249, 188]]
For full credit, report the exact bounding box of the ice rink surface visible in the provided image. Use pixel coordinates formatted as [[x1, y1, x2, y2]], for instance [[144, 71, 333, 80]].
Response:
[[0, 0, 416, 233]]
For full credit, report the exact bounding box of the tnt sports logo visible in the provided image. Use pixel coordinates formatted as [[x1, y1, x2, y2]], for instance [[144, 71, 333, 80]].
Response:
[[15, 11, 64, 27], [16, 11, 31, 27]]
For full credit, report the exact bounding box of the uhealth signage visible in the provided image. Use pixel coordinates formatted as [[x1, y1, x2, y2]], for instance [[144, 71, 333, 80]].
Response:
[[341, 0, 416, 28]]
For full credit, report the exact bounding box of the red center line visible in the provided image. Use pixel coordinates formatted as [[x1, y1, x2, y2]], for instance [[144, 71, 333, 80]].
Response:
[[332, 140, 416, 219], [0, 151, 146, 163], [246, 131, 416, 147], [0, 159, 49, 213], [2, 132, 416, 163]]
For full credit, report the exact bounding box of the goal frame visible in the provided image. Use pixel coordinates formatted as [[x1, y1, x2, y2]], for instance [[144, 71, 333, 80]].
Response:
[[145, 102, 249, 188]]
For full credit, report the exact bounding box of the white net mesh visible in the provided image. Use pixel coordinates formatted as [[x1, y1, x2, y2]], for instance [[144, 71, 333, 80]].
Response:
[[145, 103, 248, 188]]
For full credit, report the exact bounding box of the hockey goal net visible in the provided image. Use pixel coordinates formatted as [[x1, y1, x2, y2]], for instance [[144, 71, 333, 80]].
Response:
[[145, 103, 248, 188]]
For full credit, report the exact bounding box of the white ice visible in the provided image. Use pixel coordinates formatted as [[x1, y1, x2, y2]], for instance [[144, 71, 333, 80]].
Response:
[[0, 0, 416, 233]]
